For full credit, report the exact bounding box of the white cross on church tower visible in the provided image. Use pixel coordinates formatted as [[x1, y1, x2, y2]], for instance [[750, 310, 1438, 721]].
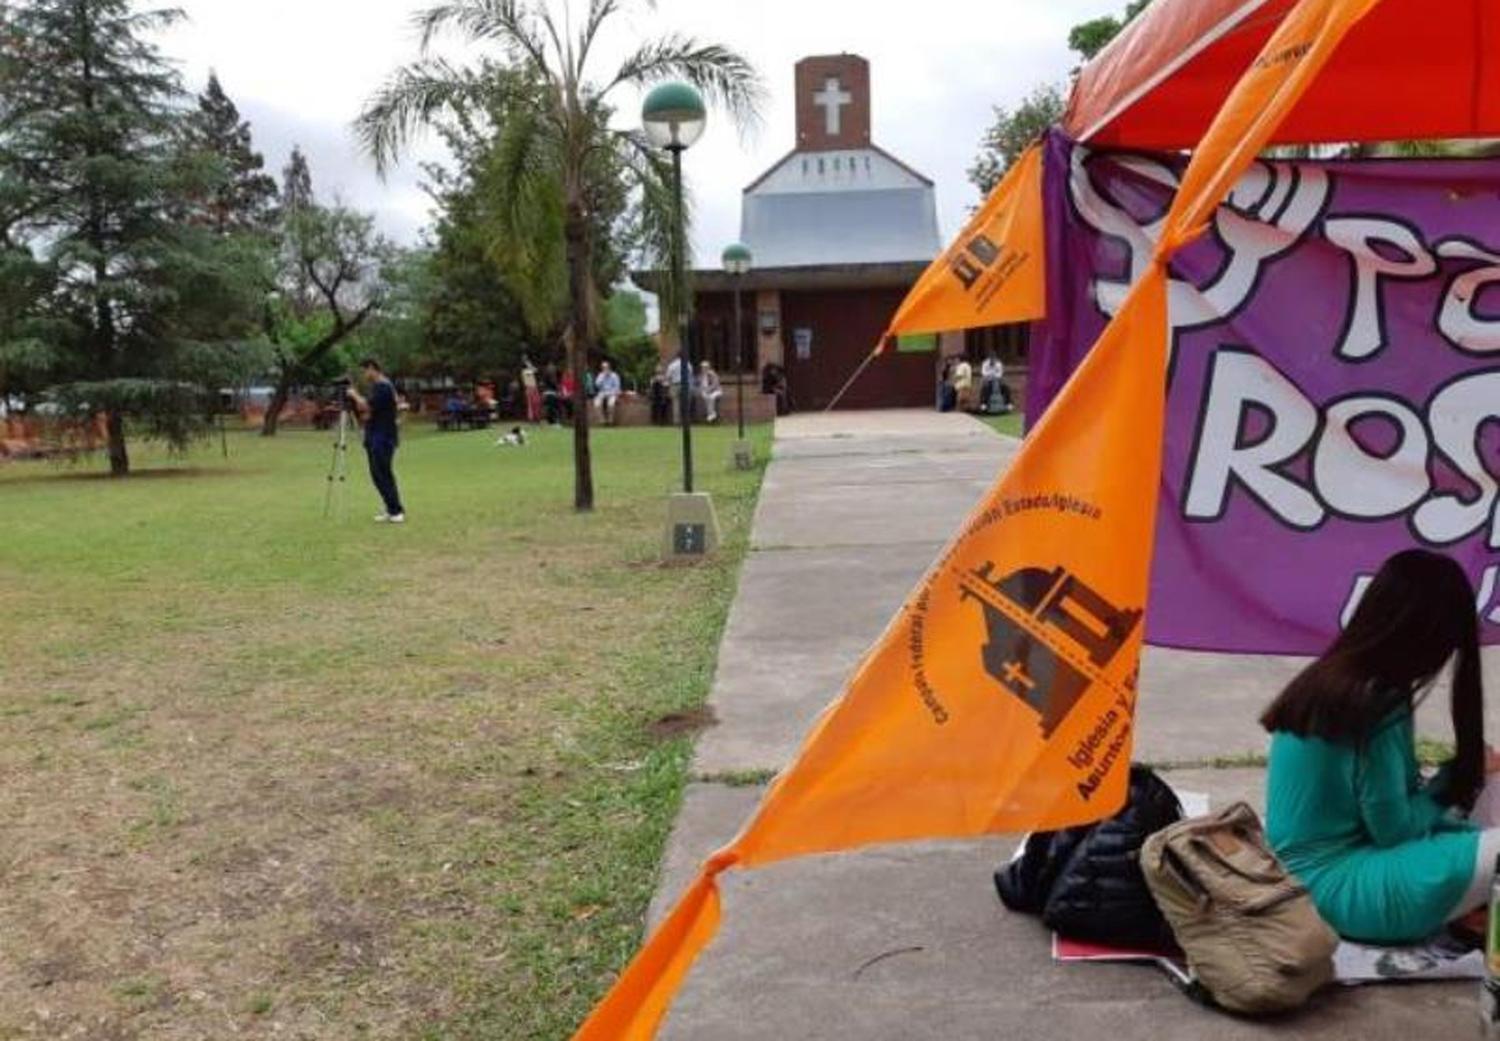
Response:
[[814, 77, 853, 136]]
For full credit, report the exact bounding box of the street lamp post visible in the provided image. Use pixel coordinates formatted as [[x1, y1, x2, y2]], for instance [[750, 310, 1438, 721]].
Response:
[[721, 242, 754, 470], [642, 82, 706, 494], [643, 82, 721, 558]]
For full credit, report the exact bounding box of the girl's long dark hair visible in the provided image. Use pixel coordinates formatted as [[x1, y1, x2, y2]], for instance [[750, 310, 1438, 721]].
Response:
[[1260, 549, 1484, 808]]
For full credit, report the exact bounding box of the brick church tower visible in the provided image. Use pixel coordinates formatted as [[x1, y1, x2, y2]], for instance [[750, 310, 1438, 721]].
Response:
[[794, 54, 873, 152]]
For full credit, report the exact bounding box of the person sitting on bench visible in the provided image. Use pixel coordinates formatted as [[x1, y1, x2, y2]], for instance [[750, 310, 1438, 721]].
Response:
[[441, 393, 466, 430], [1262, 549, 1500, 944], [594, 361, 622, 426]]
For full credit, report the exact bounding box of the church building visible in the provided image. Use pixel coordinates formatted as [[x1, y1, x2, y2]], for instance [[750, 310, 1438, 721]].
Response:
[[650, 54, 963, 413]]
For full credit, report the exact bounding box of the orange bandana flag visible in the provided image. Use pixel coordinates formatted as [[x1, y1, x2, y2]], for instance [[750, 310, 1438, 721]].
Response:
[[573, 270, 1170, 1041], [879, 142, 1047, 347]]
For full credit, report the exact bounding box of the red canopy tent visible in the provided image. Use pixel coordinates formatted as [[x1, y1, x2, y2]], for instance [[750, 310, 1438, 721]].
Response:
[[1070, 0, 1500, 149], [880, 0, 1500, 352]]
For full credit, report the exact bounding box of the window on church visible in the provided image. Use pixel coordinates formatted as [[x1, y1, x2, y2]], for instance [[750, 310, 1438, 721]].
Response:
[[689, 308, 759, 376], [817, 158, 825, 175]]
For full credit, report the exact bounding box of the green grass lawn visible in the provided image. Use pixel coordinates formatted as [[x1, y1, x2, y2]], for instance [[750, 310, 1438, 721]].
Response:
[[0, 420, 770, 1040], [980, 412, 1024, 438]]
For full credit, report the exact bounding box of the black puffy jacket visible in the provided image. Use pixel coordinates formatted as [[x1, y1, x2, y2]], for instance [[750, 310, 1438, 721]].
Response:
[[995, 765, 1182, 949]]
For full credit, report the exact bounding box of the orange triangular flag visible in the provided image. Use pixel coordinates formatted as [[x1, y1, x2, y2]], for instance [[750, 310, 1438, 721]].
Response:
[[574, 267, 1170, 1040], [879, 142, 1047, 348]]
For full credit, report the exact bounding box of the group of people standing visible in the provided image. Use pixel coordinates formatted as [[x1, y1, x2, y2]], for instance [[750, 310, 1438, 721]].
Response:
[[938, 352, 1013, 415]]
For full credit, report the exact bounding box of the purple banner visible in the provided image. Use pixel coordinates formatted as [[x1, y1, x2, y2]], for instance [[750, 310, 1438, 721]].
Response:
[[1036, 131, 1500, 655]]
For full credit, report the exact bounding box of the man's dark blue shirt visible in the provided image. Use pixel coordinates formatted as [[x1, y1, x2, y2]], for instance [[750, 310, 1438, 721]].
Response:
[[366, 379, 399, 445]]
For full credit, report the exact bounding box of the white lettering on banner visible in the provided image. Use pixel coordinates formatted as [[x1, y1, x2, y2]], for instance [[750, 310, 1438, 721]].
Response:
[[1184, 352, 1325, 528], [1070, 144, 1500, 579], [1323, 218, 1437, 360], [1340, 574, 1374, 627], [1070, 148, 1500, 360], [1313, 396, 1430, 518], [1184, 353, 1500, 545], [1437, 240, 1500, 355], [1412, 373, 1500, 547], [1071, 149, 1329, 337]]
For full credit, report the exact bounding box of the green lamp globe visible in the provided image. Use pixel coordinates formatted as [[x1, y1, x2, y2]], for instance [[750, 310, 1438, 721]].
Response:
[[721, 242, 753, 276], [642, 81, 707, 150]]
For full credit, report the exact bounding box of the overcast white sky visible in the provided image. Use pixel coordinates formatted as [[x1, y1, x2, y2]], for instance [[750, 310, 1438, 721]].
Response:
[[158, 0, 1117, 261]]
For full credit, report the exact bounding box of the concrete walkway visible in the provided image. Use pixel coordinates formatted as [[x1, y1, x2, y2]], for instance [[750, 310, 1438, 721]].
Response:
[[653, 410, 1474, 1039]]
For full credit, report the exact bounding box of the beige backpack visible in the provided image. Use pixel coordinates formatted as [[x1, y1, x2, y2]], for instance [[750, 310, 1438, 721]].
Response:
[[1139, 802, 1338, 1013]]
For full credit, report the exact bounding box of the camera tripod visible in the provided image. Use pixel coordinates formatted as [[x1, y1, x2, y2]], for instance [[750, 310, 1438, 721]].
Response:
[[323, 397, 354, 520]]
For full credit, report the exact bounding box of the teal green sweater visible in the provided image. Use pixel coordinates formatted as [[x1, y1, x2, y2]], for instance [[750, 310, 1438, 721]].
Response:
[[1265, 713, 1479, 944]]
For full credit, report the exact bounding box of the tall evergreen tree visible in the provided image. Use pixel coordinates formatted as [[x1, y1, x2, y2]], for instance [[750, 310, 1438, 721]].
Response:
[[282, 146, 314, 219], [0, 0, 267, 475], [184, 72, 279, 235]]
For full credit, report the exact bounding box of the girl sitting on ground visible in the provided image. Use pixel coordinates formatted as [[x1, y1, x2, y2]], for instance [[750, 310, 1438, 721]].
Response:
[[1262, 549, 1500, 944]]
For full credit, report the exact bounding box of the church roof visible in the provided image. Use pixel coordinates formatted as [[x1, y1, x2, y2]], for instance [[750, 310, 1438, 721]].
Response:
[[742, 187, 940, 269], [740, 145, 941, 269]]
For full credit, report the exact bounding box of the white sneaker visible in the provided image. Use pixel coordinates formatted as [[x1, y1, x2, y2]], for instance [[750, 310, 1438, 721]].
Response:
[[388, 513, 406, 524], [375, 514, 390, 523]]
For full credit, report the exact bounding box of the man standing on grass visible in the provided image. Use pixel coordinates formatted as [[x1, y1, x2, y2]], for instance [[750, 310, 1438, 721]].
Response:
[[348, 358, 405, 524]]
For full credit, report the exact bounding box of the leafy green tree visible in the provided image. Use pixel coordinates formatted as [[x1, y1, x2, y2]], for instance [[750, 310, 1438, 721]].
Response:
[[420, 151, 540, 380], [183, 72, 279, 235], [349, 247, 435, 378], [968, 82, 1067, 196], [357, 0, 764, 512], [1069, 1, 1153, 62], [602, 288, 655, 389], [0, 0, 268, 475], [260, 155, 394, 435], [413, 85, 638, 385]]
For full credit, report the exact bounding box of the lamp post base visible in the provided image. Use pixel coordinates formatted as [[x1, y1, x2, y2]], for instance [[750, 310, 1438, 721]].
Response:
[[664, 491, 722, 561], [731, 438, 754, 471]]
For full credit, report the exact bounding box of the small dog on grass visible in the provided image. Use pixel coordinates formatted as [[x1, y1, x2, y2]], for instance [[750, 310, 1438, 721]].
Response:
[[496, 426, 528, 447]]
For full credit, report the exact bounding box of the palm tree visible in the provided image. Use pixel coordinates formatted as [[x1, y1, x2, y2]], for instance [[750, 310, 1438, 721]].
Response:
[[357, 0, 764, 512]]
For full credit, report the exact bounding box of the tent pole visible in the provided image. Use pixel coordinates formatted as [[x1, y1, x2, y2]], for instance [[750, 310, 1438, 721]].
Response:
[[823, 349, 880, 413]]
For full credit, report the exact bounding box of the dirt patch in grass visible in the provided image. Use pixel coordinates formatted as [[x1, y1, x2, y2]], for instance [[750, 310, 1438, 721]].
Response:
[[647, 705, 719, 740], [0, 425, 770, 1040]]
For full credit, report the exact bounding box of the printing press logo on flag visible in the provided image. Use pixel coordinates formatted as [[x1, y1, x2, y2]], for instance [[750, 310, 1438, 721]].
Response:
[[959, 563, 1142, 736]]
